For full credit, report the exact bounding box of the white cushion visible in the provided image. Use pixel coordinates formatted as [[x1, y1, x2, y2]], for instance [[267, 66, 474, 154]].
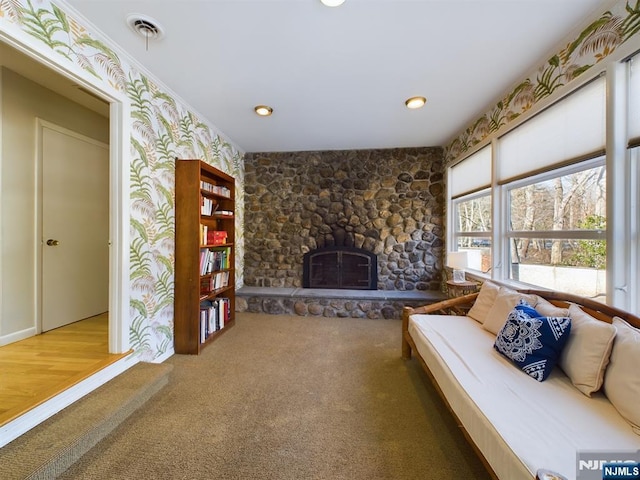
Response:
[[558, 304, 616, 396], [468, 281, 500, 323], [482, 287, 538, 335], [604, 317, 640, 435], [408, 313, 640, 479], [535, 297, 569, 318]]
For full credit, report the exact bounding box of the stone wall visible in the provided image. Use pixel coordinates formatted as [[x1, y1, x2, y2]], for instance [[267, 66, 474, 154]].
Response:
[[243, 147, 444, 290]]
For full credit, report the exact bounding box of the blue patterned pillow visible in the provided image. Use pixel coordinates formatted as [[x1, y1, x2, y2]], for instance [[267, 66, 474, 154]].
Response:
[[494, 299, 571, 382]]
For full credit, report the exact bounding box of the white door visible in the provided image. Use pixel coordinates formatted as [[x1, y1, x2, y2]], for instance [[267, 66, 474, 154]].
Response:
[[41, 124, 109, 332]]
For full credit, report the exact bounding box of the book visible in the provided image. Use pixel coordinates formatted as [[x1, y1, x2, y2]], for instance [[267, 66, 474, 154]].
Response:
[[200, 271, 229, 295], [206, 230, 227, 245], [200, 309, 207, 343], [199, 247, 231, 275], [198, 298, 231, 339], [200, 180, 231, 198]]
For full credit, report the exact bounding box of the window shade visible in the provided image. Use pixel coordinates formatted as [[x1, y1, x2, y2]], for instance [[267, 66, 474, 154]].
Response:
[[498, 76, 606, 182], [630, 54, 640, 147], [449, 145, 491, 198]]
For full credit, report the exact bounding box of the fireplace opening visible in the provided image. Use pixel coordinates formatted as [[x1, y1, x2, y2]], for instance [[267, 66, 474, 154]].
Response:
[[303, 246, 378, 290]]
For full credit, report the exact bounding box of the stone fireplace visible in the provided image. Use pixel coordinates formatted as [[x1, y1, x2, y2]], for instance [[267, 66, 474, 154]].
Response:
[[243, 147, 445, 293]]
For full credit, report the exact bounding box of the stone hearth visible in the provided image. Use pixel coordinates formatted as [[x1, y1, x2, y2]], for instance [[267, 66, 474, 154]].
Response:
[[236, 287, 446, 319]]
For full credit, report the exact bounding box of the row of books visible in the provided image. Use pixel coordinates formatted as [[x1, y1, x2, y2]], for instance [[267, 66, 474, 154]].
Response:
[[199, 225, 228, 246], [200, 197, 233, 218], [199, 246, 231, 275], [200, 298, 231, 342], [200, 197, 218, 216], [200, 271, 230, 295], [201, 180, 231, 198]]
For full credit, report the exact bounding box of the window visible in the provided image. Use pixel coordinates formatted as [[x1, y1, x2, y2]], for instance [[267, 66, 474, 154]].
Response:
[[446, 54, 640, 311], [495, 76, 606, 298], [506, 160, 606, 298], [452, 192, 492, 273], [449, 146, 492, 273]]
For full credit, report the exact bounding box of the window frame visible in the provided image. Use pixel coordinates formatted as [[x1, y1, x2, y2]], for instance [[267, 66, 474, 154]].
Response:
[[451, 188, 492, 274], [500, 157, 607, 292], [504, 157, 607, 243]]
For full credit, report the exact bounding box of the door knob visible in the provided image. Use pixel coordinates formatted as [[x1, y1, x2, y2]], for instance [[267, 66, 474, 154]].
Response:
[[46, 239, 60, 246]]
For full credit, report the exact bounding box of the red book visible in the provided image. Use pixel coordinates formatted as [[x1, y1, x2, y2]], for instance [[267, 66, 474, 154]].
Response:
[[207, 230, 227, 245]]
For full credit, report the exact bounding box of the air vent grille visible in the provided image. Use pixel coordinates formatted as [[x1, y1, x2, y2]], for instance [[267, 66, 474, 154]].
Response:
[[126, 14, 165, 41]]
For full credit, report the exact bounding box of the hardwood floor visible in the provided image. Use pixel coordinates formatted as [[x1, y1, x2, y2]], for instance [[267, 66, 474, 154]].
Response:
[[0, 313, 129, 427]]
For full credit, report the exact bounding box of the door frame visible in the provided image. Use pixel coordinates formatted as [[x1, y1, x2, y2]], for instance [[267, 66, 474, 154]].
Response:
[[0, 32, 131, 354], [36, 120, 110, 333]]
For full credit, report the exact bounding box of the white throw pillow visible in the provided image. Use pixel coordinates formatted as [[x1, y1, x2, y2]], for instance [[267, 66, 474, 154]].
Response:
[[535, 297, 570, 318], [467, 281, 499, 323], [603, 317, 640, 435], [482, 286, 538, 335], [558, 304, 616, 396]]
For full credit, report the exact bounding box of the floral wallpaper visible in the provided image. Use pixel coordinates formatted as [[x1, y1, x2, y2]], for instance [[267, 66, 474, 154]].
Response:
[[446, 0, 640, 163], [0, 0, 245, 361], [3, 0, 638, 360]]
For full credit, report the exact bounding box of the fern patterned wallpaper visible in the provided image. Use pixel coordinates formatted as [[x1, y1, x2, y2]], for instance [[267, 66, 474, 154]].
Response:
[[446, 0, 640, 163], [0, 0, 245, 362], [1, 0, 638, 361]]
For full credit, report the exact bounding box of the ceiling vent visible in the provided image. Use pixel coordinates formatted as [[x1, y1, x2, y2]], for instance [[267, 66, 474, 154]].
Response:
[[126, 14, 165, 45]]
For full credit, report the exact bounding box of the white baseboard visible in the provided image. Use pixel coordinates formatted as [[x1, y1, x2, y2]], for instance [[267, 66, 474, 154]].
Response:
[[0, 327, 37, 347], [0, 354, 139, 448], [152, 348, 174, 364]]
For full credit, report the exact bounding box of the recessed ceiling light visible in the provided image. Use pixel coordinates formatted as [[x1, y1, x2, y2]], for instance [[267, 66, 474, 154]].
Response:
[[254, 105, 273, 116], [405, 96, 427, 109], [321, 0, 346, 6]]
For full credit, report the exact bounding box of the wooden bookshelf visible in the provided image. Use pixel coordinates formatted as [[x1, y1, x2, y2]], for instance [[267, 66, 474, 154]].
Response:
[[175, 159, 235, 354]]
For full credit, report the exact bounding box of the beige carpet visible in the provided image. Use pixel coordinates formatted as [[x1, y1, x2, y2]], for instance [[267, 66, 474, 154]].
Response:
[[59, 313, 492, 480], [0, 362, 172, 480]]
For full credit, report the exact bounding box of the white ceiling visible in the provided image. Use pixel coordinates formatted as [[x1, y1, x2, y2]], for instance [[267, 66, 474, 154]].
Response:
[[58, 0, 609, 153]]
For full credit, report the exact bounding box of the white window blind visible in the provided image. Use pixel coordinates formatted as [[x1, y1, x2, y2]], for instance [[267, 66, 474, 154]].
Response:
[[497, 76, 606, 183], [630, 54, 640, 146], [449, 145, 491, 198]]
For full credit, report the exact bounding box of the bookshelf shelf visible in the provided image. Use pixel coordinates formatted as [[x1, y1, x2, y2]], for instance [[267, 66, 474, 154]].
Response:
[[199, 285, 234, 302], [175, 159, 236, 354]]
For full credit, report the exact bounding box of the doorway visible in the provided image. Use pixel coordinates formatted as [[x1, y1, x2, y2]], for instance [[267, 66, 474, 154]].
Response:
[[0, 27, 131, 449], [39, 121, 110, 332], [0, 36, 130, 354]]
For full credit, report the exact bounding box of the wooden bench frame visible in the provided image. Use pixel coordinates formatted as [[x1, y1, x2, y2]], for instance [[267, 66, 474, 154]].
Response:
[[401, 289, 640, 480]]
